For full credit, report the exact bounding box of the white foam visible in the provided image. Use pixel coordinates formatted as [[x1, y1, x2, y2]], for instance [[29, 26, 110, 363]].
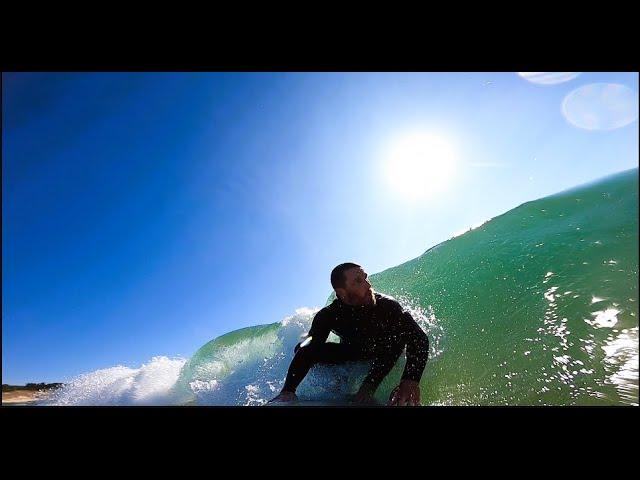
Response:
[[590, 308, 621, 328], [43, 356, 187, 406]]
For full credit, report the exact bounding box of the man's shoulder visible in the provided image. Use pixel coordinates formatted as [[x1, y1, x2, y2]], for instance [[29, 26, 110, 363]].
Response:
[[375, 293, 406, 316], [375, 292, 401, 307], [314, 300, 340, 320]]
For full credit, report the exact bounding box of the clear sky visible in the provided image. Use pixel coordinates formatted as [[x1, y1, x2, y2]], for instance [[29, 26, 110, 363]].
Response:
[[2, 72, 638, 384]]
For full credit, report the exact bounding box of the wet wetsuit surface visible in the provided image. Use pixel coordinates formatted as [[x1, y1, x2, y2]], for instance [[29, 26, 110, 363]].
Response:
[[282, 293, 429, 393]]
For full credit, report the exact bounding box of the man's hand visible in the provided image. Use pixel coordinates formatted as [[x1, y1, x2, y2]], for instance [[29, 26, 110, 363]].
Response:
[[388, 379, 421, 406], [268, 390, 298, 403], [353, 383, 377, 404]]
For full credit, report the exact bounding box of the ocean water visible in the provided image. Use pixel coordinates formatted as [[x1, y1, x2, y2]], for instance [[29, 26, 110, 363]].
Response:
[[42, 169, 639, 406]]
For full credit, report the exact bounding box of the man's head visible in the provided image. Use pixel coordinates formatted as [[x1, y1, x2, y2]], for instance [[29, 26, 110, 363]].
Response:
[[331, 262, 376, 306]]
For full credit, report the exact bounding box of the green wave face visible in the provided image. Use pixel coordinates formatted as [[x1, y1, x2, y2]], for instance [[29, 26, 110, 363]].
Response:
[[370, 169, 638, 405], [174, 169, 638, 406]]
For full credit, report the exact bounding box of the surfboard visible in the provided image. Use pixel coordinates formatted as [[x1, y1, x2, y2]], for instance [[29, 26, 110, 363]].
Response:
[[265, 395, 383, 406]]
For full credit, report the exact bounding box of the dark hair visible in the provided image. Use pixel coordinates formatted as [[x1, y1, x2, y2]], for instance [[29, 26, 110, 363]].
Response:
[[330, 262, 361, 290]]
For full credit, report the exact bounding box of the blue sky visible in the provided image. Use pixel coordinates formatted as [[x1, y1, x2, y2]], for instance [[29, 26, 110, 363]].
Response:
[[2, 72, 638, 384]]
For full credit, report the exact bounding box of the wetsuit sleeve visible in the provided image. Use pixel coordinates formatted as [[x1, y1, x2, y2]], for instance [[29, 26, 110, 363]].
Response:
[[301, 309, 332, 348], [359, 301, 429, 391], [360, 347, 404, 391], [396, 309, 429, 382]]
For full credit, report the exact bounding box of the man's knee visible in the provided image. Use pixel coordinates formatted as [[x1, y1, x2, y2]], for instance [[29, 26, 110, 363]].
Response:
[[294, 335, 315, 353], [293, 341, 320, 361]]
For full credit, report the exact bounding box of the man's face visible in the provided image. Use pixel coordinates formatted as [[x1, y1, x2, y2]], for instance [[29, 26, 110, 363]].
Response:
[[338, 267, 375, 306]]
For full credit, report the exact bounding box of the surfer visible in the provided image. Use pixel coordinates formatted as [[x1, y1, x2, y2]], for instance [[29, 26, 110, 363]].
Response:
[[270, 263, 429, 406]]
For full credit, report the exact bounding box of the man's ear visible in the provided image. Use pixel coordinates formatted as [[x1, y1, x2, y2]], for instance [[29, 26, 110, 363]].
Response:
[[334, 288, 346, 300]]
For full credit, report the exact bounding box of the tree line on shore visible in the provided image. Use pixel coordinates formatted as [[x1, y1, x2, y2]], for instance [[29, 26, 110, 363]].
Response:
[[2, 383, 63, 392]]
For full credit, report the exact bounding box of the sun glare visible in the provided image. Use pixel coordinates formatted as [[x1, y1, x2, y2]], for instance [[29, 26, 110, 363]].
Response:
[[384, 132, 457, 201]]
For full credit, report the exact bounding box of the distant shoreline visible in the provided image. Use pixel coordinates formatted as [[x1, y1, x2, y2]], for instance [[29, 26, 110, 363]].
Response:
[[2, 384, 62, 405]]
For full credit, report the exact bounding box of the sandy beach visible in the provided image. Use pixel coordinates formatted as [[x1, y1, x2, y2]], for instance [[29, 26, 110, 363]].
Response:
[[2, 389, 52, 405]]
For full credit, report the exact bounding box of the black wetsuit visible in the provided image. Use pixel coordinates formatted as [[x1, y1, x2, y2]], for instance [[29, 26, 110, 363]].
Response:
[[282, 293, 429, 394]]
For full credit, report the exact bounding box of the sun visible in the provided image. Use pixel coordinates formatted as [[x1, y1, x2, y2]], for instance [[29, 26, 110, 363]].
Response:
[[384, 131, 457, 201]]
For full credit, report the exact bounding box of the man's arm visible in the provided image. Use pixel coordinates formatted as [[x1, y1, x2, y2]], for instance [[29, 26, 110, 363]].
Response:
[[397, 310, 429, 383], [356, 346, 405, 401], [295, 309, 332, 352], [271, 309, 334, 402], [388, 307, 429, 406], [356, 302, 429, 404]]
